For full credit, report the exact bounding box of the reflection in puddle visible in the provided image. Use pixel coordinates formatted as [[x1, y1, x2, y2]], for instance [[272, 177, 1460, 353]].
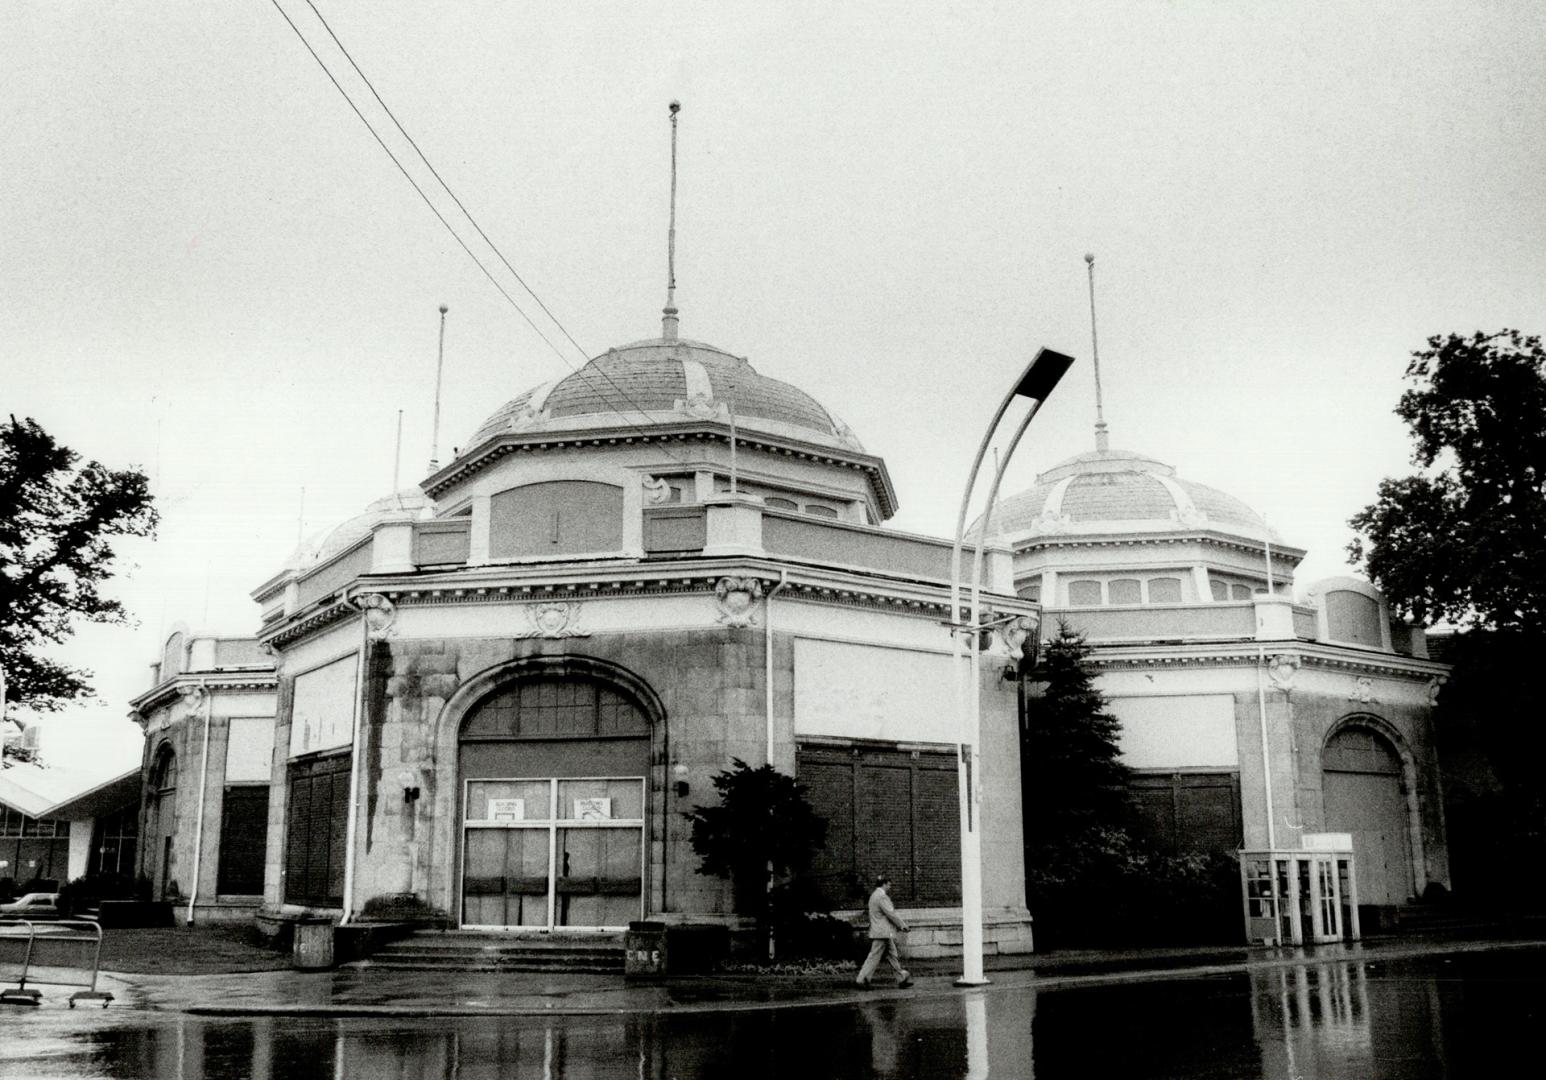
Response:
[[6, 950, 1544, 1078]]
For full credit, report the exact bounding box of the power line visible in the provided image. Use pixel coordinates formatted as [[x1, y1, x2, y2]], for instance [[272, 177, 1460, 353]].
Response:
[[263, 0, 562, 359], [266, 0, 697, 466], [301, 0, 590, 365]]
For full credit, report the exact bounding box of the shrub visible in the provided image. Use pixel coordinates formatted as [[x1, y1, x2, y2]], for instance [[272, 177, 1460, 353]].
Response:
[[687, 759, 829, 948], [57, 873, 150, 914]]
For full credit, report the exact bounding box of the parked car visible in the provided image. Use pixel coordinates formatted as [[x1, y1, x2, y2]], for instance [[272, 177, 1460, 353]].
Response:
[[0, 892, 61, 919]]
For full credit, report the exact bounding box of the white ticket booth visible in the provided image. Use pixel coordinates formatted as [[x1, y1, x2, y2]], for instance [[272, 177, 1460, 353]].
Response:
[[1240, 833, 1361, 946]]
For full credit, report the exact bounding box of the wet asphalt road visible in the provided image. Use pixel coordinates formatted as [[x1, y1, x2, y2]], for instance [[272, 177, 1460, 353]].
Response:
[[2, 948, 1542, 1078]]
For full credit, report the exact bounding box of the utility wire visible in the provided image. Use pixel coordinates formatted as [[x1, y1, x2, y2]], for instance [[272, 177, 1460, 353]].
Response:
[[266, 0, 696, 464], [265, 0, 563, 361], [301, 0, 590, 364]]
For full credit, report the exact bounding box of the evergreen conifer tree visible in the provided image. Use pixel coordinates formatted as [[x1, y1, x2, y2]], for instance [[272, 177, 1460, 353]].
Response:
[[1022, 622, 1133, 904]]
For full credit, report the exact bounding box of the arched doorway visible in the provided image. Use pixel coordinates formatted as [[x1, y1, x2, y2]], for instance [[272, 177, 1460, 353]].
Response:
[[145, 744, 178, 900], [1322, 725, 1415, 906], [458, 671, 652, 930]]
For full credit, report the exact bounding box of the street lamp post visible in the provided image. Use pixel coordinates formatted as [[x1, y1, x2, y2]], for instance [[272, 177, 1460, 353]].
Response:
[[949, 346, 1074, 986]]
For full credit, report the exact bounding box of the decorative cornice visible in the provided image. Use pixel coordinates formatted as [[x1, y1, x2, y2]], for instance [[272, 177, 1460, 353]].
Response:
[[129, 670, 278, 719], [259, 598, 358, 651], [1088, 640, 1448, 681], [422, 424, 900, 519], [254, 558, 1024, 653], [1012, 531, 1307, 561]]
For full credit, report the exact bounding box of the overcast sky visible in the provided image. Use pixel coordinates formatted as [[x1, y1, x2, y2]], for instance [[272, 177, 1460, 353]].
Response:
[[4, 1, 1543, 776]]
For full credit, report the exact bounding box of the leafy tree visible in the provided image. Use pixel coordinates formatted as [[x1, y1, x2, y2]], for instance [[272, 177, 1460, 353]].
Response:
[[0, 416, 157, 713], [1348, 330, 1546, 630], [1426, 629, 1546, 900], [1348, 331, 1546, 901], [687, 759, 828, 935]]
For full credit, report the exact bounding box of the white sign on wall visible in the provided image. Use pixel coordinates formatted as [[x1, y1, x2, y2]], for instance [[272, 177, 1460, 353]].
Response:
[[488, 798, 526, 822], [225, 717, 276, 782], [793, 638, 955, 744], [574, 798, 612, 821], [1107, 694, 1239, 769], [289, 654, 358, 758]]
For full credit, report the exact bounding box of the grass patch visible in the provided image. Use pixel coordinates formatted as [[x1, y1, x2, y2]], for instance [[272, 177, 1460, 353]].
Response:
[[98, 925, 290, 975]]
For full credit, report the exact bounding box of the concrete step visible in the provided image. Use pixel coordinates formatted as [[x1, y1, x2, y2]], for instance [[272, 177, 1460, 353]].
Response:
[[364, 930, 625, 973]]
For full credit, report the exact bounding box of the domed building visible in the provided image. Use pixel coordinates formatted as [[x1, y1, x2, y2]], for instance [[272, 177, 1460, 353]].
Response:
[[130, 310, 1038, 958], [989, 435, 1451, 937]]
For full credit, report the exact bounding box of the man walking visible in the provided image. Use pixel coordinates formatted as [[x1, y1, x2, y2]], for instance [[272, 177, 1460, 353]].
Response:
[[856, 875, 912, 988]]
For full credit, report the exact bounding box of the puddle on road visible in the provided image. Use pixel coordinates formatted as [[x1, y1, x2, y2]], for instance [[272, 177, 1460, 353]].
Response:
[[2, 949, 1542, 1078]]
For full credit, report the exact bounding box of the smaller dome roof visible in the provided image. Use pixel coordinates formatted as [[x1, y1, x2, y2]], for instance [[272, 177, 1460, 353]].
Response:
[[465, 338, 863, 453], [309, 488, 434, 565], [988, 448, 1282, 544]]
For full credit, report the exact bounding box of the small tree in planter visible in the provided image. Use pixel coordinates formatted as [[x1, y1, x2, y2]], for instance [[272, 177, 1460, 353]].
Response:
[[687, 759, 828, 955]]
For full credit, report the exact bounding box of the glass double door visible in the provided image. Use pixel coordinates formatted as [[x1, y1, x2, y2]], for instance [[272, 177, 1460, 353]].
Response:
[[461, 777, 644, 930]]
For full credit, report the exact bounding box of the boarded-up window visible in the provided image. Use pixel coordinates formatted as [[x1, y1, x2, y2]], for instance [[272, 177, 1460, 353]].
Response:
[[218, 786, 270, 895], [797, 743, 960, 907], [462, 678, 649, 741], [1130, 772, 1242, 853], [1210, 579, 1230, 601], [290, 655, 357, 758], [284, 753, 350, 907], [489, 481, 624, 558], [226, 717, 275, 783]]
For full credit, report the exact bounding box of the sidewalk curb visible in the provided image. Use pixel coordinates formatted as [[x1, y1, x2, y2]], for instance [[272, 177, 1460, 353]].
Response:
[[166, 938, 1546, 1020]]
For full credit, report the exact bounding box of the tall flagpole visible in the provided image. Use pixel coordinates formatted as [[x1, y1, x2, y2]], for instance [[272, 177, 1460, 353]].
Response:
[[429, 304, 448, 472], [1085, 253, 1109, 452], [662, 101, 681, 341]]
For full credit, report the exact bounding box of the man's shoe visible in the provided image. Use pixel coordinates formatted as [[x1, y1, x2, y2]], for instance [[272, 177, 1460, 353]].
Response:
[[855, 979, 872, 989], [897, 974, 913, 989]]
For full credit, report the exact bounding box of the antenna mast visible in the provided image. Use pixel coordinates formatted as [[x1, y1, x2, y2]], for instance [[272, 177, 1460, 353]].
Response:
[[662, 100, 681, 341], [1085, 253, 1109, 452], [392, 409, 404, 504], [429, 304, 448, 471]]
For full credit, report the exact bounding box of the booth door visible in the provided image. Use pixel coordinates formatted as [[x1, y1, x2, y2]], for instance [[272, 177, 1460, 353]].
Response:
[[458, 675, 652, 931], [462, 777, 644, 930], [1323, 729, 1414, 906]]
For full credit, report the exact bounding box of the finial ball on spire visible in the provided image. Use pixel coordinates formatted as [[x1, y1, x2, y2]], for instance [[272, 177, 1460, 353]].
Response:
[[669, 100, 681, 115], [438, 304, 448, 314], [1084, 252, 1095, 264]]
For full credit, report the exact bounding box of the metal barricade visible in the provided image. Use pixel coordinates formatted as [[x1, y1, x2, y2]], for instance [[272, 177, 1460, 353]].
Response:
[[0, 918, 113, 1008]]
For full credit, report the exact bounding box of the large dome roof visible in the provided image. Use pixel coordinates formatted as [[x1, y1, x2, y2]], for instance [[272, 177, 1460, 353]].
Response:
[[989, 448, 1283, 544], [465, 337, 863, 453]]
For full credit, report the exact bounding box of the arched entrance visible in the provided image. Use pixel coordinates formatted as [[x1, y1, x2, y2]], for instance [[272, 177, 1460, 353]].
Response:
[[458, 669, 652, 930], [1322, 724, 1415, 906], [145, 744, 178, 900]]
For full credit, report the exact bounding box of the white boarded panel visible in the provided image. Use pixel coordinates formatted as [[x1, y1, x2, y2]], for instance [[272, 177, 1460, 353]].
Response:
[[794, 639, 955, 744], [1107, 694, 1238, 769], [225, 717, 275, 782], [289, 654, 357, 758]]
